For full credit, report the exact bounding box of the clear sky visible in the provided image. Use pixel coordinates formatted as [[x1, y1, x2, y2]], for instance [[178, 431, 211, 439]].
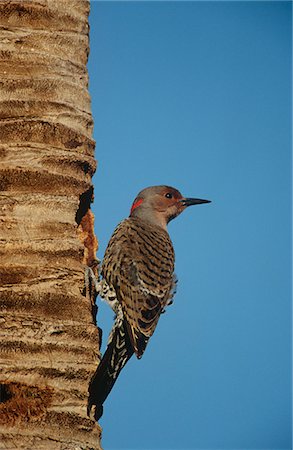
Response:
[[88, 2, 292, 449]]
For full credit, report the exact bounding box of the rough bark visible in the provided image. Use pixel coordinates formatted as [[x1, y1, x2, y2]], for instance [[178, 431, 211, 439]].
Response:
[[0, 1, 101, 448]]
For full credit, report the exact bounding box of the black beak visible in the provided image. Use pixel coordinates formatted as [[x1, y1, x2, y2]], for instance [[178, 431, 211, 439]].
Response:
[[181, 197, 211, 207]]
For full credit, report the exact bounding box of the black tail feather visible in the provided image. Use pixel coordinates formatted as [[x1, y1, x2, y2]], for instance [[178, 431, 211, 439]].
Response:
[[88, 321, 134, 420]]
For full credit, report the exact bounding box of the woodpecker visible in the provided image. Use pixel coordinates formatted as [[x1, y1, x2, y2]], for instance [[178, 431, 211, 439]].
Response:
[[87, 185, 210, 420]]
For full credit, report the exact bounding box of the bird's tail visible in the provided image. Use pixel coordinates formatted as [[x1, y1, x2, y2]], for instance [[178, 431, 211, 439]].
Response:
[[88, 320, 134, 421]]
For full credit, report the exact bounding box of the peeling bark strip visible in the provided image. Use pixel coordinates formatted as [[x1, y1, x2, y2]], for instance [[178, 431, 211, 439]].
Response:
[[0, 1, 102, 448]]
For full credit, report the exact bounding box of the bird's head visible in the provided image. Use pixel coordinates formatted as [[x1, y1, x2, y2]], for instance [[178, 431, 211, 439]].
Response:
[[130, 185, 210, 229]]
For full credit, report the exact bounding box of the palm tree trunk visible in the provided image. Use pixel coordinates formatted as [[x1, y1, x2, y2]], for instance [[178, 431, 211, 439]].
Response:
[[0, 1, 101, 448]]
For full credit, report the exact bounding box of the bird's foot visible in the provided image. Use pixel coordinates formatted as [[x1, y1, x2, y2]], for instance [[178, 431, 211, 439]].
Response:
[[84, 265, 102, 297]]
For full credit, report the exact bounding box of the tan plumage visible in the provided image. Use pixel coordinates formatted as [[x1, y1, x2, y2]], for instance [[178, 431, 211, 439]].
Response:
[[88, 185, 210, 421], [102, 216, 176, 358]]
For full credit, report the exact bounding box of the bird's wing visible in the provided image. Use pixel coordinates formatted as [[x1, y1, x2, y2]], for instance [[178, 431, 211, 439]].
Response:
[[102, 218, 175, 358]]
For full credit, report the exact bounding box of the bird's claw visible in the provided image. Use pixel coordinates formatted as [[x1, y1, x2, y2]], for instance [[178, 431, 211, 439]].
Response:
[[84, 266, 102, 298]]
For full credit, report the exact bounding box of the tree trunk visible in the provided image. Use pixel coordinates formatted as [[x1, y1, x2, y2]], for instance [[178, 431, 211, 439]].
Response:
[[0, 1, 101, 448]]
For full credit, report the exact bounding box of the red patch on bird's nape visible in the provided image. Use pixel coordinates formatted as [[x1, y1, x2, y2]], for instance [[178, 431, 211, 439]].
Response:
[[130, 198, 143, 215]]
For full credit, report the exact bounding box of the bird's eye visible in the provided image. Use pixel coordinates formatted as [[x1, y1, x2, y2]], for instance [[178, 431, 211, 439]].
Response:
[[165, 193, 173, 199]]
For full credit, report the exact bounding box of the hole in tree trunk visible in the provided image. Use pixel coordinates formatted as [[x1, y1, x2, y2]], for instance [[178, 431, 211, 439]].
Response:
[[75, 186, 94, 225], [0, 384, 12, 403]]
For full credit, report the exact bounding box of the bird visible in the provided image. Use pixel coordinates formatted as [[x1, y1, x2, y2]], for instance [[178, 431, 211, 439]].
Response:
[[87, 185, 210, 421]]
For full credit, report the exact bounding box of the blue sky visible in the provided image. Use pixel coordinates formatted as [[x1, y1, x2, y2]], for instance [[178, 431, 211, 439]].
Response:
[[88, 2, 292, 449]]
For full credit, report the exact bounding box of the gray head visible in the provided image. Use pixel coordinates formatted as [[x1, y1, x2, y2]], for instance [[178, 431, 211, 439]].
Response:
[[130, 185, 210, 230]]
